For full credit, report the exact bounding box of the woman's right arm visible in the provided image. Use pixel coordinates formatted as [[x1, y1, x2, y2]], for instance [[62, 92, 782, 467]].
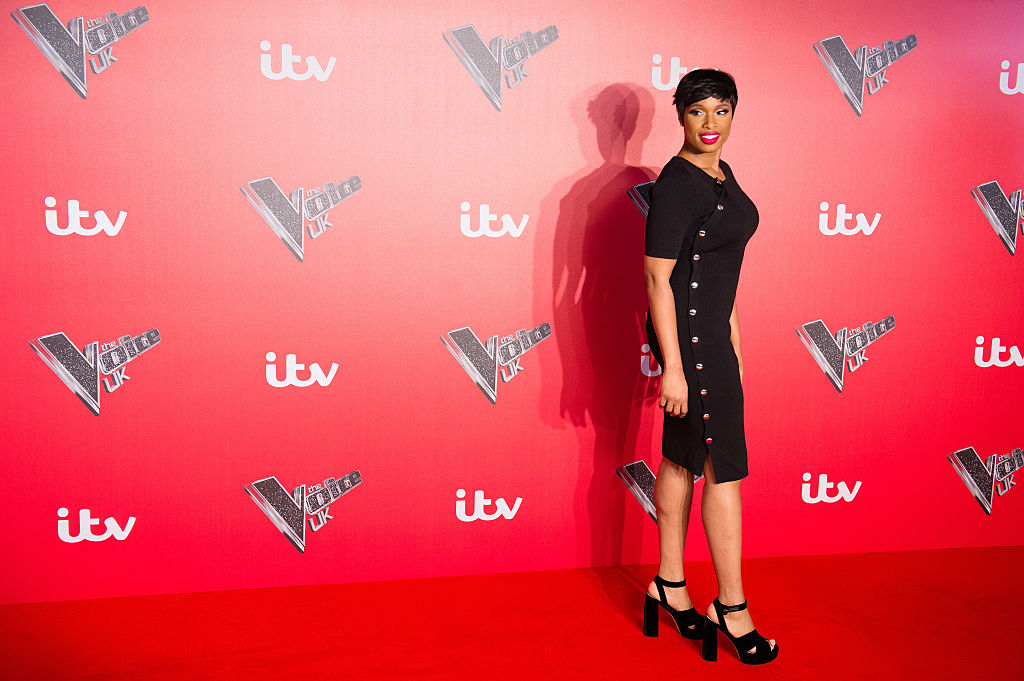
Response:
[[645, 256, 688, 417]]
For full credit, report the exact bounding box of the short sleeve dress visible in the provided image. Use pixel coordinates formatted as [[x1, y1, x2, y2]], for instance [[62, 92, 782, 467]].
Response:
[[644, 155, 758, 483]]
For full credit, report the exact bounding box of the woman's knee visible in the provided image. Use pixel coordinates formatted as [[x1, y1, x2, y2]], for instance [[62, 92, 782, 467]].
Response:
[[658, 458, 687, 479]]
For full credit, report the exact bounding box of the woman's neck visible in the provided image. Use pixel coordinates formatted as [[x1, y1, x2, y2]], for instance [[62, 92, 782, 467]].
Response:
[[678, 147, 724, 179]]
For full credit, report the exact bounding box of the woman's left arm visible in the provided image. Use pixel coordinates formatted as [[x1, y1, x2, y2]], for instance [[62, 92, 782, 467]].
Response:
[[730, 300, 743, 384]]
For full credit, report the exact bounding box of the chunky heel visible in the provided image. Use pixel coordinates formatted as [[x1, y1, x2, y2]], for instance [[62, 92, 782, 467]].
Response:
[[701, 616, 718, 661], [641, 575, 704, 641], [707, 599, 779, 665], [643, 594, 660, 636]]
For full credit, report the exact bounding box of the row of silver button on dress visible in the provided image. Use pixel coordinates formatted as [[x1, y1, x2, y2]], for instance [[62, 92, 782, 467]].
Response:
[[689, 177, 725, 450]]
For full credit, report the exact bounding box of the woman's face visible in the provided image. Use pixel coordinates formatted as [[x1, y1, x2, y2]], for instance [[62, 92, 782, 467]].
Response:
[[680, 97, 733, 155]]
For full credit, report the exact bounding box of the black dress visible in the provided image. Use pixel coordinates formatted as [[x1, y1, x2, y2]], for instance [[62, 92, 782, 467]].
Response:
[[644, 156, 758, 483]]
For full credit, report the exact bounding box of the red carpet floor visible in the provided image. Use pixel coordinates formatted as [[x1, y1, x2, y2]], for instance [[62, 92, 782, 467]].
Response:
[[1, 546, 1021, 681]]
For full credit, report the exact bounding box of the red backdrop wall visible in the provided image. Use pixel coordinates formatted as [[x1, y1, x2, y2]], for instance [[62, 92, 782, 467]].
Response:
[[1, 0, 1021, 604]]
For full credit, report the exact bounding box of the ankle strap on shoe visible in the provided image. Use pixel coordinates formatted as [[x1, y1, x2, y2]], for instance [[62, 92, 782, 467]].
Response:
[[714, 598, 748, 616], [653, 574, 686, 604]]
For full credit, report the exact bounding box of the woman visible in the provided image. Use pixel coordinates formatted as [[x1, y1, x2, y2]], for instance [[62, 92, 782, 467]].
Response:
[[641, 69, 778, 665]]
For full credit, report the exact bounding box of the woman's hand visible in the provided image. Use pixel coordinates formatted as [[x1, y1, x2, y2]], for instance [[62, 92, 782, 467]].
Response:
[[659, 365, 688, 417]]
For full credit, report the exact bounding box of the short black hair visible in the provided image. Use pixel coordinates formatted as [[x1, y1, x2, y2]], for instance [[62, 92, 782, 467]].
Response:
[[673, 69, 738, 121]]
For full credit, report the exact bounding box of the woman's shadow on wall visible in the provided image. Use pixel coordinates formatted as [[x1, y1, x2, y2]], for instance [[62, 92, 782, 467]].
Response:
[[534, 83, 662, 579]]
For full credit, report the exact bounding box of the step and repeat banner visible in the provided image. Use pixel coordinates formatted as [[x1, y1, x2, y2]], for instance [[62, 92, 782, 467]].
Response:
[[1, 0, 1021, 604]]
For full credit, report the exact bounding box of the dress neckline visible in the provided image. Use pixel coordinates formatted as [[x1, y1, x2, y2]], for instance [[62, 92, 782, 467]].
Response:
[[672, 154, 729, 183]]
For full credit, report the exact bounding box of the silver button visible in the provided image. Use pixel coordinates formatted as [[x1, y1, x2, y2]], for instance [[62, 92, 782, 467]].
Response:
[[691, 336, 699, 343], [690, 282, 698, 289], [703, 413, 710, 420], [693, 254, 701, 261], [700, 389, 708, 396], [698, 230, 706, 237], [716, 204, 724, 210], [695, 363, 704, 370], [715, 178, 722, 185], [688, 309, 696, 316]]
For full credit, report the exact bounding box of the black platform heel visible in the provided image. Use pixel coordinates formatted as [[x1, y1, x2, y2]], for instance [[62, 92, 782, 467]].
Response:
[[642, 575, 704, 640], [701, 598, 778, 664]]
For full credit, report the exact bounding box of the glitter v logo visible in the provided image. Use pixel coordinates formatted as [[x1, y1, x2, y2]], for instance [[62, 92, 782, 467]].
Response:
[[245, 470, 361, 553], [442, 322, 552, 403], [796, 316, 894, 392], [30, 329, 161, 415], [241, 175, 362, 261], [972, 180, 1023, 255], [443, 23, 558, 111], [11, 3, 150, 99], [813, 33, 917, 116], [949, 446, 1022, 515]]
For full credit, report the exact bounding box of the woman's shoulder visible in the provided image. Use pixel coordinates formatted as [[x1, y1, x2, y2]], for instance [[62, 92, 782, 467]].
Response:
[[654, 156, 698, 188], [648, 157, 706, 221]]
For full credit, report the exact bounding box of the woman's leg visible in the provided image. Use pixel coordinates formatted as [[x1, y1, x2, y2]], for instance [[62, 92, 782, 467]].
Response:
[[648, 458, 695, 610], [701, 457, 775, 651]]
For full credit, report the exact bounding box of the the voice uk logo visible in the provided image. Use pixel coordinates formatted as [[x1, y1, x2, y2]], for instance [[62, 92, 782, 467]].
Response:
[[442, 322, 552, 404], [443, 23, 558, 111], [30, 329, 161, 415], [12, 3, 150, 99], [949, 445, 1022, 515], [972, 180, 1023, 256], [241, 175, 362, 262], [796, 316, 894, 393], [245, 470, 361, 553], [813, 32, 917, 116]]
